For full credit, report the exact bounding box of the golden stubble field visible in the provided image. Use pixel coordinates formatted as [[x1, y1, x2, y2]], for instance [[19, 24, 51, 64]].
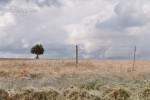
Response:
[[0, 59, 150, 100], [0, 59, 149, 78]]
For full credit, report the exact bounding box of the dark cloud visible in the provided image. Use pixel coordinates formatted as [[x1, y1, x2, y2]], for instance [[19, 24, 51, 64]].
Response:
[[26, 0, 62, 7], [0, 0, 12, 8], [0, 0, 11, 4]]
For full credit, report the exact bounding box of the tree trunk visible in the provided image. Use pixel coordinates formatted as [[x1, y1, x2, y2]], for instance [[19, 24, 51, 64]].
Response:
[[36, 54, 39, 59]]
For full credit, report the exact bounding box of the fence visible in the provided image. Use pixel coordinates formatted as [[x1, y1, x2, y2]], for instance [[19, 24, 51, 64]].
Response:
[[42, 44, 147, 60], [1, 44, 150, 61]]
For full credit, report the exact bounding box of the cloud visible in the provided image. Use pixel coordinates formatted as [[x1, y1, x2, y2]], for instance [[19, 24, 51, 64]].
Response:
[[0, 12, 15, 27], [0, 1, 67, 58], [0, 0, 11, 6], [0, 0, 150, 59], [25, 0, 62, 7], [67, 0, 150, 59], [98, 0, 150, 32]]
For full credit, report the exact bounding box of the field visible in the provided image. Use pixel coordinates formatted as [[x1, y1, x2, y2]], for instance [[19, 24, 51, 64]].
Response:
[[0, 59, 150, 100]]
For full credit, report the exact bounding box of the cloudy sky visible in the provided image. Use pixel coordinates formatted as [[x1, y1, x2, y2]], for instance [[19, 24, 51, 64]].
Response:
[[0, 0, 150, 59]]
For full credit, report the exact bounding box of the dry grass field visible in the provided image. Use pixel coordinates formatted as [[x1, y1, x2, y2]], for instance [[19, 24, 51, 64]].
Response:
[[0, 59, 150, 100]]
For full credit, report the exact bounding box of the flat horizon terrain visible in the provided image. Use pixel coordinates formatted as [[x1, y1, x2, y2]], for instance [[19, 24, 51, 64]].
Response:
[[0, 59, 150, 100], [0, 59, 149, 77]]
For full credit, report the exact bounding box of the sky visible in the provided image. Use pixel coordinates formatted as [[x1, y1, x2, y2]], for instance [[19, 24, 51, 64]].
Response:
[[0, 0, 150, 59]]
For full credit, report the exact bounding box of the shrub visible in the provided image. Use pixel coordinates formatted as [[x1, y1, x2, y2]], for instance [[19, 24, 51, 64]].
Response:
[[110, 89, 130, 100]]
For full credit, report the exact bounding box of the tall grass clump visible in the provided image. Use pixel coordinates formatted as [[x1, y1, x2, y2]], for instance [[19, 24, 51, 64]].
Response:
[[63, 87, 101, 100], [110, 89, 131, 100], [0, 89, 9, 100], [11, 88, 61, 100], [139, 88, 150, 100]]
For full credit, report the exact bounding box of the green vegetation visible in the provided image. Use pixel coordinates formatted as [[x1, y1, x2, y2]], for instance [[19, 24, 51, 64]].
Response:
[[31, 44, 45, 59]]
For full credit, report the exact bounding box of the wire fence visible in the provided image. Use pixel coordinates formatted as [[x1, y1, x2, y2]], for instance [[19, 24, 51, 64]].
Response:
[[39, 44, 150, 60], [0, 44, 149, 61]]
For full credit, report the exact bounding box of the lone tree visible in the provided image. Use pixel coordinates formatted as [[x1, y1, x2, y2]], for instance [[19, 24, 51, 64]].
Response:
[[31, 44, 45, 59]]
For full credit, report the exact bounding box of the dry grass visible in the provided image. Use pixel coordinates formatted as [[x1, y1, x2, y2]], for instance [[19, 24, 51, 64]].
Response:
[[0, 59, 149, 76], [0, 59, 149, 99]]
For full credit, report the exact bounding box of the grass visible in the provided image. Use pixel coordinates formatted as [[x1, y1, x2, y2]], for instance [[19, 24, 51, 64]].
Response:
[[0, 59, 149, 99]]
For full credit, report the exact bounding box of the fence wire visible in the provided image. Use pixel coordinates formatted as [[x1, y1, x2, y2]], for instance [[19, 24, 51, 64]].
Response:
[[38, 44, 150, 60]]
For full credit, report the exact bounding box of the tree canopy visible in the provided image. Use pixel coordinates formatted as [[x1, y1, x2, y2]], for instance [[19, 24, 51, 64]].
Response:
[[31, 44, 45, 59]]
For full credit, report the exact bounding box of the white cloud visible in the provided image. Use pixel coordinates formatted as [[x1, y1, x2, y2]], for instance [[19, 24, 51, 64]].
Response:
[[0, 12, 15, 27], [0, 0, 150, 59], [66, 0, 150, 59]]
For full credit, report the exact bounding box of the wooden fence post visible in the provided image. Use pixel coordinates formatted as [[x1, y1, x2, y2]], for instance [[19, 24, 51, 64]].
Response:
[[132, 46, 136, 71], [76, 45, 78, 67]]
